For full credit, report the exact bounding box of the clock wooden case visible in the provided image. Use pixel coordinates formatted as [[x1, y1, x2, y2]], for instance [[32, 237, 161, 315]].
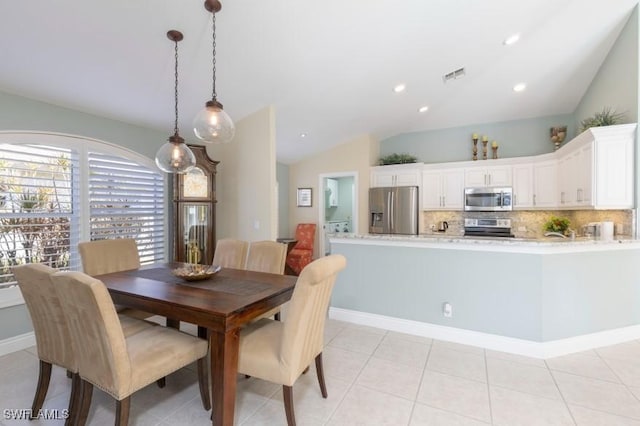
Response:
[[173, 145, 219, 265]]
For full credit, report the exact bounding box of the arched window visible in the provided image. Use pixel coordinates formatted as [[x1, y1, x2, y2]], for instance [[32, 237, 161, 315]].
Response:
[[0, 132, 166, 307]]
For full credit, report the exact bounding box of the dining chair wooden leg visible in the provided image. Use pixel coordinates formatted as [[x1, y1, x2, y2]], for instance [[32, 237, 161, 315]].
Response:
[[115, 397, 130, 426], [302, 366, 309, 374], [66, 370, 73, 379], [64, 373, 81, 426], [31, 360, 52, 416], [197, 357, 211, 410], [274, 312, 281, 321], [156, 378, 166, 388], [75, 380, 93, 426], [283, 385, 296, 426], [315, 353, 328, 398]]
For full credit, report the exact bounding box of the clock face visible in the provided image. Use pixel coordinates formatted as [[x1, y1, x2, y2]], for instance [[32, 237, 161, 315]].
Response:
[[183, 167, 208, 198]]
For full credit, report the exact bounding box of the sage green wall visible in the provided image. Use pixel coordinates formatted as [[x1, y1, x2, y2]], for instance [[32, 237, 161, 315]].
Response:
[[0, 305, 32, 341], [573, 6, 639, 132], [331, 241, 640, 342], [380, 7, 639, 167], [380, 114, 575, 164], [0, 91, 169, 160], [0, 90, 189, 342]]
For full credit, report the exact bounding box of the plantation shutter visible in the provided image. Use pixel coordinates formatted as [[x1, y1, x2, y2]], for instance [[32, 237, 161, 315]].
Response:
[[88, 151, 165, 264], [0, 144, 80, 288]]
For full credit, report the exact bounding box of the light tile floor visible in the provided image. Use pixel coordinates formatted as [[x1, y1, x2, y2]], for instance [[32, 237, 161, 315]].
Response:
[[3, 319, 640, 425]]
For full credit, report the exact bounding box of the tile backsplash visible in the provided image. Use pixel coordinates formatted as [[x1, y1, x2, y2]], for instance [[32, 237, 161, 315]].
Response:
[[422, 209, 634, 238]]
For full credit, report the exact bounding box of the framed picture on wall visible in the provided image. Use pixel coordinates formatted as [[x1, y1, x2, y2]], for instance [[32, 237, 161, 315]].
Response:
[[297, 188, 312, 207]]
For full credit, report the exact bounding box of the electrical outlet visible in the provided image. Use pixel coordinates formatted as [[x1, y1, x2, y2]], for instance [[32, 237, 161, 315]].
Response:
[[443, 302, 452, 318]]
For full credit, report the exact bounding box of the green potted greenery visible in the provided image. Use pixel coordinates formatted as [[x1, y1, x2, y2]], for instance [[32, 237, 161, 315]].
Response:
[[378, 153, 417, 165], [579, 107, 625, 133], [543, 216, 571, 235]]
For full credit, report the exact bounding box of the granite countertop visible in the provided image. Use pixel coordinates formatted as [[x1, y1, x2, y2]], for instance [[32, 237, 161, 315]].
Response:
[[328, 232, 640, 253]]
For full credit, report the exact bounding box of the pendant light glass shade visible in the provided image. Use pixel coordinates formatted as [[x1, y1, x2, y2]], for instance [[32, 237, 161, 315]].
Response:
[[194, 0, 234, 144], [193, 100, 235, 144], [155, 30, 195, 174], [155, 135, 196, 173]]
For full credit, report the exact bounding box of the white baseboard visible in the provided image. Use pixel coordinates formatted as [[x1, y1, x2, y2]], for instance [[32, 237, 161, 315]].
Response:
[[0, 332, 35, 357], [328, 307, 640, 359]]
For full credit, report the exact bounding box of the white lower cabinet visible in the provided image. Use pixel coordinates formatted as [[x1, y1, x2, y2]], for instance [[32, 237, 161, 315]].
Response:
[[422, 168, 464, 210]]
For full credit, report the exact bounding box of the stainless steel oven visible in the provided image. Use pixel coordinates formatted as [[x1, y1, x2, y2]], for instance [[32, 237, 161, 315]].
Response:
[[464, 187, 513, 212]]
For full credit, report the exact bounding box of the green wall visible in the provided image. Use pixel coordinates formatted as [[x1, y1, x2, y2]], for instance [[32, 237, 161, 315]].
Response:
[[0, 90, 172, 342], [331, 240, 640, 342], [380, 114, 576, 164], [379, 7, 639, 167]]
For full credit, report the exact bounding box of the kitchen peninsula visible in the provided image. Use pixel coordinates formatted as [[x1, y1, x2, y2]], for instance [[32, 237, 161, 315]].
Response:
[[329, 233, 640, 358]]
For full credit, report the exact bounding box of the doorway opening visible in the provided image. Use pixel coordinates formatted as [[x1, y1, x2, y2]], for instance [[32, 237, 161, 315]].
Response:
[[318, 172, 358, 257]]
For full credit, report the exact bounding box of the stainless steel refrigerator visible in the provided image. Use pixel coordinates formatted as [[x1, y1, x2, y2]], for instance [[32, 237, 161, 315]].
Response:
[[369, 186, 419, 235]]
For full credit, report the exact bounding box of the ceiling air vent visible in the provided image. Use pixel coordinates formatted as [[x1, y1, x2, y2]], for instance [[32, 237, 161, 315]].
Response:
[[442, 67, 466, 83]]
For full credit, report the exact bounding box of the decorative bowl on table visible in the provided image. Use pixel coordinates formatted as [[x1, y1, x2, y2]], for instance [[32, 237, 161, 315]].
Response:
[[172, 264, 221, 281]]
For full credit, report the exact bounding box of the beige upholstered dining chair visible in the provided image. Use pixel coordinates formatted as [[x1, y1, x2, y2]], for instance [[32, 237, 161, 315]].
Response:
[[78, 238, 151, 320], [11, 264, 155, 423], [237, 254, 347, 426], [212, 238, 249, 268], [50, 271, 210, 426], [245, 240, 288, 320], [245, 240, 287, 274]]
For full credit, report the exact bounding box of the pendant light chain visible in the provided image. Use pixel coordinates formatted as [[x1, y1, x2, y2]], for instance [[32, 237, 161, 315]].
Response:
[[174, 37, 180, 136], [211, 13, 217, 101]]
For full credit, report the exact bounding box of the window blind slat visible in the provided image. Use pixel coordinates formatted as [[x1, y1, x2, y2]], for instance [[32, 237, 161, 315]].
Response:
[[0, 142, 166, 290], [88, 151, 165, 265], [0, 144, 79, 288]]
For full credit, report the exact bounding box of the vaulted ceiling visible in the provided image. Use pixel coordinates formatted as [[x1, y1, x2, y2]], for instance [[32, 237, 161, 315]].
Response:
[[0, 0, 637, 163]]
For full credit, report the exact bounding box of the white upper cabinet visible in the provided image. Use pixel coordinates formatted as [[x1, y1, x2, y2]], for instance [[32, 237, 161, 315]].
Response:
[[512, 163, 533, 208], [556, 124, 634, 209], [592, 125, 634, 208], [370, 163, 422, 187], [369, 123, 635, 211], [532, 160, 557, 208], [422, 167, 464, 210], [512, 160, 556, 209], [464, 165, 512, 187]]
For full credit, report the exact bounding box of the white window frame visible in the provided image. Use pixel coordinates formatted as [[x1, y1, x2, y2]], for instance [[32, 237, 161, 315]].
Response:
[[0, 131, 168, 308]]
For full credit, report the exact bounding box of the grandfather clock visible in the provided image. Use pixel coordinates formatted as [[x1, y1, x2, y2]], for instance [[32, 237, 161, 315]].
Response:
[[173, 145, 219, 265]]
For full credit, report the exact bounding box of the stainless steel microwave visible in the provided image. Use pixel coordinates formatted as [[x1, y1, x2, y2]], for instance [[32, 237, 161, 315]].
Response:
[[464, 187, 513, 212]]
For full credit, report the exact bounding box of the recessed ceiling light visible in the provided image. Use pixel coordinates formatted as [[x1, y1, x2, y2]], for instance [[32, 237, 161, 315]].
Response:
[[418, 106, 429, 113], [393, 84, 406, 93], [300, 133, 307, 138], [503, 33, 520, 46], [513, 83, 527, 92]]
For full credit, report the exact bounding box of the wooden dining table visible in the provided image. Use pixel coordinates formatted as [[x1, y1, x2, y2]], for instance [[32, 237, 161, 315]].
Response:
[[96, 262, 297, 426]]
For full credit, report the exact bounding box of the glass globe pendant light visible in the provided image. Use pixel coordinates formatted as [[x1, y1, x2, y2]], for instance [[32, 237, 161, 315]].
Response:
[[192, 0, 235, 144], [155, 30, 196, 174]]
